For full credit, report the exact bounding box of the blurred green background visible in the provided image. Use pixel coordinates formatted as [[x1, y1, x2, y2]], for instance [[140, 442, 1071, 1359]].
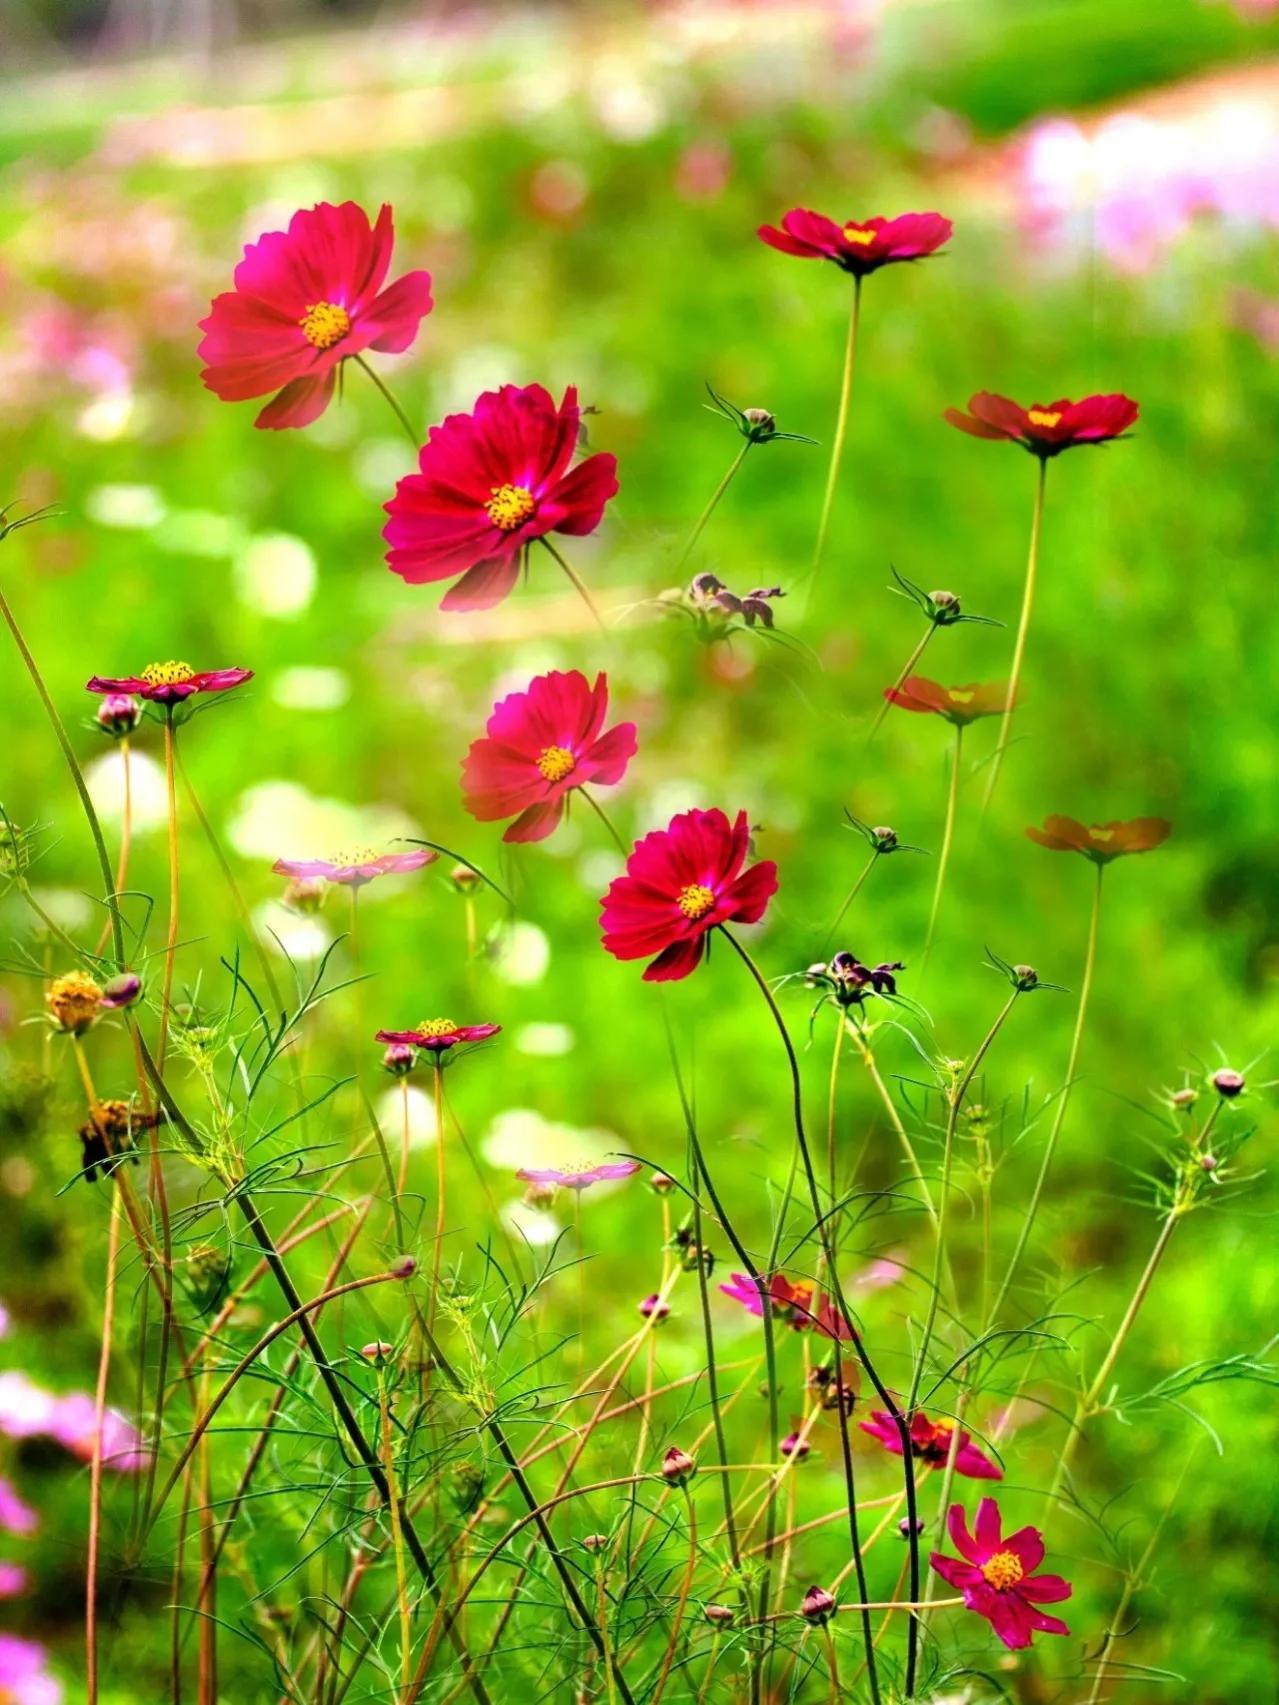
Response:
[[0, 1, 1276, 1699]]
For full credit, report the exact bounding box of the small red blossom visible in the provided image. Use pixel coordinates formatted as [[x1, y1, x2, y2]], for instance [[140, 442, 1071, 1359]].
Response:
[[462, 670, 637, 844], [884, 676, 1014, 727], [383, 383, 619, 612], [860, 1411, 1001, 1481], [375, 1019, 500, 1054], [931, 1498, 1072, 1651], [759, 209, 952, 277], [600, 807, 777, 983], [272, 847, 437, 889], [719, 1272, 851, 1342], [198, 201, 433, 430], [514, 1160, 641, 1192], [86, 663, 253, 706], [1025, 814, 1171, 865], [944, 392, 1138, 458]]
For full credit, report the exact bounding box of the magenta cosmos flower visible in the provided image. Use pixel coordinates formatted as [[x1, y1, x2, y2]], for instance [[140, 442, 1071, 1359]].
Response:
[[600, 807, 778, 983], [86, 662, 252, 705], [883, 676, 1015, 727], [461, 669, 637, 843], [375, 1019, 500, 1054], [945, 392, 1138, 458], [720, 1272, 851, 1341], [198, 201, 433, 430], [861, 1411, 1001, 1480], [759, 209, 951, 276], [272, 846, 437, 889], [383, 383, 619, 612], [514, 1160, 641, 1191], [0, 1633, 62, 1705], [931, 1498, 1071, 1651]]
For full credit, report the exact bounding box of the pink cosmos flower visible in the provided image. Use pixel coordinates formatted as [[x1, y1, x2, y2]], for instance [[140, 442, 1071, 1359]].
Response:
[[759, 209, 952, 276], [374, 1019, 501, 1054], [198, 201, 433, 430], [930, 1498, 1072, 1650], [272, 846, 437, 889], [0, 1479, 38, 1536], [719, 1272, 851, 1341], [514, 1160, 642, 1192], [0, 1633, 62, 1704], [461, 669, 637, 844], [0, 1374, 147, 1473], [86, 663, 252, 705], [383, 383, 619, 612], [944, 392, 1138, 457], [599, 808, 778, 983], [0, 1562, 27, 1598], [860, 1411, 1001, 1480]]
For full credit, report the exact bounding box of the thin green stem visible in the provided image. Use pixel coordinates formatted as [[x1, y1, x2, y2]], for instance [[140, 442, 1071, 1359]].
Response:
[[982, 457, 1046, 810], [677, 442, 750, 568], [354, 352, 419, 449], [158, 716, 180, 1068], [988, 862, 1103, 1325], [539, 535, 609, 636], [825, 849, 878, 948], [923, 722, 963, 959], [865, 623, 935, 746], [811, 276, 862, 587], [580, 786, 629, 856]]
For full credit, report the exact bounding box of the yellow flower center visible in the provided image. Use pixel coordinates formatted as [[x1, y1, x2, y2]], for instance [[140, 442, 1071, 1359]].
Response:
[[1027, 409, 1062, 428], [299, 301, 351, 350], [948, 689, 974, 705], [329, 847, 382, 867], [485, 483, 537, 531], [981, 1550, 1024, 1591], [141, 660, 195, 686], [842, 224, 877, 246], [537, 745, 577, 783], [676, 883, 716, 920], [416, 1018, 457, 1038]]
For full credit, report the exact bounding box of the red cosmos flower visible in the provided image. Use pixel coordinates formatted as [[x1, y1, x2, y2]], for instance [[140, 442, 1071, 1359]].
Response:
[[383, 383, 619, 612], [759, 209, 952, 276], [198, 201, 433, 431], [86, 662, 253, 705], [461, 670, 637, 844], [273, 847, 437, 889], [883, 676, 1014, 727], [930, 1499, 1072, 1651], [1025, 815, 1172, 865], [599, 808, 778, 983], [514, 1160, 641, 1191], [720, 1272, 852, 1342], [860, 1411, 1001, 1481], [944, 392, 1138, 458], [375, 1018, 500, 1053]]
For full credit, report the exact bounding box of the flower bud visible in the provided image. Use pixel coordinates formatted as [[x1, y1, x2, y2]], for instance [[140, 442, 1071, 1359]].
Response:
[[899, 1516, 925, 1539], [282, 876, 327, 916], [649, 1170, 676, 1195], [450, 862, 482, 894], [704, 1603, 735, 1626], [1171, 1087, 1198, 1112], [45, 971, 104, 1035], [1011, 964, 1038, 991], [389, 1254, 418, 1280], [524, 1179, 557, 1210], [360, 1341, 395, 1363], [382, 1042, 417, 1077], [780, 1432, 810, 1461], [581, 1532, 609, 1553], [929, 589, 962, 623], [96, 693, 142, 737], [101, 971, 143, 1010], [741, 406, 777, 442], [800, 1584, 835, 1625], [661, 1445, 696, 1486], [1200, 1153, 1219, 1172], [870, 825, 898, 851], [1212, 1068, 1245, 1098], [639, 1293, 670, 1324]]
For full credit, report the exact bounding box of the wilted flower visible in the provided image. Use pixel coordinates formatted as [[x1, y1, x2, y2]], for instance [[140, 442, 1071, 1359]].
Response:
[[861, 1411, 1001, 1480], [383, 383, 618, 611], [198, 200, 433, 430], [461, 669, 636, 844], [759, 209, 952, 277], [945, 391, 1138, 457], [600, 808, 778, 982], [78, 1099, 159, 1182], [660, 1445, 696, 1486], [930, 1498, 1071, 1650], [514, 1160, 641, 1192], [799, 1583, 835, 1624], [273, 846, 436, 889], [683, 572, 786, 630], [375, 1019, 500, 1054], [95, 692, 142, 737], [86, 663, 252, 705], [810, 951, 906, 1009], [1025, 815, 1172, 865], [45, 971, 103, 1035], [884, 677, 1015, 727]]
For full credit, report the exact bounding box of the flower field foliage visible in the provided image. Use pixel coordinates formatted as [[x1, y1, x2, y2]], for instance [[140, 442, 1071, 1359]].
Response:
[[0, 1, 1278, 1700]]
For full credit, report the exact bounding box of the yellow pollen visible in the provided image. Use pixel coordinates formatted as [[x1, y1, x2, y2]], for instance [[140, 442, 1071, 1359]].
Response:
[[299, 301, 351, 350], [416, 1018, 457, 1039], [981, 1550, 1024, 1591], [842, 224, 877, 246], [141, 660, 195, 686], [537, 745, 577, 783], [485, 483, 537, 531], [1027, 409, 1062, 428], [676, 883, 716, 921]]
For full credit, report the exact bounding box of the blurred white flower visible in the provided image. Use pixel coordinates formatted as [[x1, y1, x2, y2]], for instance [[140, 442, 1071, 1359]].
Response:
[[502, 1200, 561, 1248], [254, 899, 331, 965], [272, 667, 351, 712], [487, 920, 550, 986], [85, 747, 166, 831], [514, 1023, 575, 1057], [375, 1084, 435, 1151], [234, 532, 317, 618], [85, 483, 166, 529]]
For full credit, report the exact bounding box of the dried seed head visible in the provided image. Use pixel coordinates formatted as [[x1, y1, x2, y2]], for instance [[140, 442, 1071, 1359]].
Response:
[[46, 971, 104, 1035]]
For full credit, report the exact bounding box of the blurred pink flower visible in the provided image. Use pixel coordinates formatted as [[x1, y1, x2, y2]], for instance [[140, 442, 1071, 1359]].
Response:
[[273, 847, 436, 888], [0, 1479, 38, 1536], [0, 1373, 148, 1473], [0, 1561, 28, 1598], [515, 1161, 641, 1191], [0, 1632, 62, 1703]]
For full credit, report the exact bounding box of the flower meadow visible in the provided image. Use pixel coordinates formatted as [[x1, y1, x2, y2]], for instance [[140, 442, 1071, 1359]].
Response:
[[2, 9, 1279, 1703]]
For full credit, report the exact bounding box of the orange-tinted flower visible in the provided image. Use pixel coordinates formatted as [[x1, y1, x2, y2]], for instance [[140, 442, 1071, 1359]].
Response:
[[1025, 815, 1171, 865], [883, 676, 1014, 727], [944, 392, 1138, 458]]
